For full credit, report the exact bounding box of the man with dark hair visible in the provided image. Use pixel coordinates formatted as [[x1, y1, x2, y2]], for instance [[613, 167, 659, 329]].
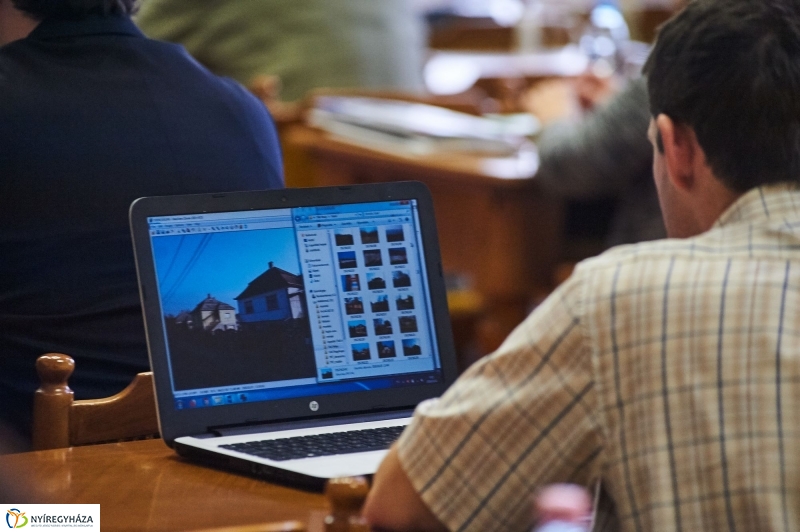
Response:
[[363, 0, 800, 530], [0, 0, 283, 445]]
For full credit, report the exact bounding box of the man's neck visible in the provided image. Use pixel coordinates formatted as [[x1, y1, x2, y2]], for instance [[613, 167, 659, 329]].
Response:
[[0, 2, 40, 46]]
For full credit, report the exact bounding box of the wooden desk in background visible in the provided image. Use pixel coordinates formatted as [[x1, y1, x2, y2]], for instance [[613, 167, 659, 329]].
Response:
[[428, 16, 516, 52], [0, 439, 329, 532], [284, 125, 564, 356], [425, 9, 671, 52]]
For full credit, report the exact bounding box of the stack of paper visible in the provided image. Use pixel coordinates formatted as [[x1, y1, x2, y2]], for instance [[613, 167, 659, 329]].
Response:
[[309, 96, 538, 157]]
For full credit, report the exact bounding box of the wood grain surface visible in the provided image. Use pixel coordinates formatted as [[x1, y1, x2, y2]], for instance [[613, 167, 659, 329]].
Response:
[[0, 439, 329, 532]]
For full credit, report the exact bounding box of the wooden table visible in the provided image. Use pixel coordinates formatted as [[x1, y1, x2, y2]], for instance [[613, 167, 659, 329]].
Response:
[[0, 439, 329, 532], [285, 125, 564, 354]]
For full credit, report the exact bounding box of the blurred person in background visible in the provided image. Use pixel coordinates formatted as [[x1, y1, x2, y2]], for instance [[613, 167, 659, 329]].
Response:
[[528, 75, 664, 248], [526, 0, 686, 250], [135, 0, 427, 102], [0, 0, 283, 447]]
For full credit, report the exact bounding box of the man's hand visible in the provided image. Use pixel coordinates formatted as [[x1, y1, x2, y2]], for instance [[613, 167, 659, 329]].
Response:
[[363, 445, 449, 531], [574, 72, 620, 111], [521, 78, 579, 126]]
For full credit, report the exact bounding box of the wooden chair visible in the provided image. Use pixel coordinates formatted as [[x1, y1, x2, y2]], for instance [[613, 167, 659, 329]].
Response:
[[322, 476, 370, 532], [32, 353, 159, 451]]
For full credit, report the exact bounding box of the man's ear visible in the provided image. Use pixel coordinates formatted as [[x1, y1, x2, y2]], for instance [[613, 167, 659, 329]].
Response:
[[655, 113, 697, 192]]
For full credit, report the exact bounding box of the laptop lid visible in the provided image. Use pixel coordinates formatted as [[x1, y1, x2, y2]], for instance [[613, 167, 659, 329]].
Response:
[[130, 182, 458, 444]]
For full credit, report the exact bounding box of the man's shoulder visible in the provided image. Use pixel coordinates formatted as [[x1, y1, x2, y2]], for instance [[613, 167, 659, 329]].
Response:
[[570, 230, 740, 289], [569, 216, 800, 301], [573, 237, 701, 277], [128, 38, 282, 177], [140, 39, 270, 119], [580, 218, 797, 270], [0, 26, 283, 189], [133, 38, 250, 94], [0, 30, 269, 128]]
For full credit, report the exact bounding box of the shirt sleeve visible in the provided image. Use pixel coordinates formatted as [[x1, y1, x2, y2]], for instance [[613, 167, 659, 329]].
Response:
[[396, 270, 605, 532]]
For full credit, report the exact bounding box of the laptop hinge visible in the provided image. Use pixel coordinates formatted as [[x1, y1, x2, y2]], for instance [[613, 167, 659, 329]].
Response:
[[203, 408, 415, 439]]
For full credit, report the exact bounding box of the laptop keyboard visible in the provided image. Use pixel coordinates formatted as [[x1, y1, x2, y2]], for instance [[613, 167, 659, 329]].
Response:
[[219, 425, 405, 461]]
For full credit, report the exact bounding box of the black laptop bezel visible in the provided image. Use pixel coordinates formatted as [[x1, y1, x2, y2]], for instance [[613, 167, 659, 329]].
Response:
[[130, 181, 458, 444]]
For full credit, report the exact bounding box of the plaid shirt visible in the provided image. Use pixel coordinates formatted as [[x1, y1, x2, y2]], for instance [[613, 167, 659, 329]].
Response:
[[397, 183, 800, 532]]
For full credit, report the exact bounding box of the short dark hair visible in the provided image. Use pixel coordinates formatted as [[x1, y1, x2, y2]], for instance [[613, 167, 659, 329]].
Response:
[[12, 0, 137, 20], [644, 0, 800, 192]]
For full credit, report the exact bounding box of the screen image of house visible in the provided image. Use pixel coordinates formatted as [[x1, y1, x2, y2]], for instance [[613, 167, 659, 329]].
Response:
[[371, 295, 389, 312], [174, 295, 238, 333], [348, 320, 368, 338], [377, 340, 396, 358], [396, 294, 414, 310], [236, 261, 307, 324], [345, 297, 364, 315], [351, 343, 371, 361], [164, 261, 316, 391], [402, 339, 422, 356], [392, 270, 411, 288], [367, 273, 386, 290], [373, 318, 393, 336]]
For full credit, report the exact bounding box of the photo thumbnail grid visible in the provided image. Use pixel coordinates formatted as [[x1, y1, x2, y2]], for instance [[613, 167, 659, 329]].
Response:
[[333, 224, 425, 363]]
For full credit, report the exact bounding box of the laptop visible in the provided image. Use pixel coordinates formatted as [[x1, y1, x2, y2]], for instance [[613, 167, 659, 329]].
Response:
[[129, 181, 458, 490]]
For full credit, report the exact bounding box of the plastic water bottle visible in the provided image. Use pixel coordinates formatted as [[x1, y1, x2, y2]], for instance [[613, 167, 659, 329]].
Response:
[[532, 484, 592, 532], [536, 522, 590, 532], [578, 0, 630, 77]]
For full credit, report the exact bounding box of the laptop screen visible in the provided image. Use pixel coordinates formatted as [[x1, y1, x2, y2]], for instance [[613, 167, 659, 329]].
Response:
[[145, 199, 443, 411]]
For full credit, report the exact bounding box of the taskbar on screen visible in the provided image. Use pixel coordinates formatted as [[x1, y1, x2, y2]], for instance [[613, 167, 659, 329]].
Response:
[[173, 370, 442, 410]]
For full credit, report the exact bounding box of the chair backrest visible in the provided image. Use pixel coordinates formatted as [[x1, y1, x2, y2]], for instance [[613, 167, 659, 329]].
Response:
[[32, 353, 159, 450]]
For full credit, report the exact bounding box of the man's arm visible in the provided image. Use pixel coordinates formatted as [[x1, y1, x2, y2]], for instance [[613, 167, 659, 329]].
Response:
[[363, 446, 448, 532], [365, 270, 602, 532]]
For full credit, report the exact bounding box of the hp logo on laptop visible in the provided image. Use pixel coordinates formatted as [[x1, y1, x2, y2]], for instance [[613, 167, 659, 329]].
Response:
[[309, 401, 319, 412]]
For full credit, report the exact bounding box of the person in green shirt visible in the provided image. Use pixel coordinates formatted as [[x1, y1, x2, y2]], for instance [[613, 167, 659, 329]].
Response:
[[136, 0, 426, 102]]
